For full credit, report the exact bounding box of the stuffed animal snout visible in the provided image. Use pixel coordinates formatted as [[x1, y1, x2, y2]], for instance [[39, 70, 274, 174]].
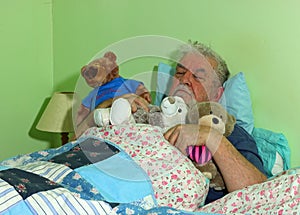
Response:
[[161, 96, 187, 116], [81, 51, 119, 88], [199, 115, 225, 135], [82, 66, 98, 79], [161, 96, 188, 129]]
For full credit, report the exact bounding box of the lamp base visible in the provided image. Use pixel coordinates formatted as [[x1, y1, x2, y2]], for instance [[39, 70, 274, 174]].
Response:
[[61, 132, 69, 145]]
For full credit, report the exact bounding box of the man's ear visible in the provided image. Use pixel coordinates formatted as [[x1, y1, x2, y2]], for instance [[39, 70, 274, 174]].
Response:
[[213, 86, 224, 102]]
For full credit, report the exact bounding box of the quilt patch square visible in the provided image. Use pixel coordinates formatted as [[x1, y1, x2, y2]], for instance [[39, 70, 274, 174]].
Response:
[[0, 168, 61, 200], [50, 138, 119, 169]]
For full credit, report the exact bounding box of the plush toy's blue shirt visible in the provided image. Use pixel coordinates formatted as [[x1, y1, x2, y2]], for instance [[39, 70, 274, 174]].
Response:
[[82, 77, 143, 110]]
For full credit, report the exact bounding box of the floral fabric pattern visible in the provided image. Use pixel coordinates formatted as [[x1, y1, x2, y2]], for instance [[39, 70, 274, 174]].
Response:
[[197, 168, 300, 214], [0, 124, 299, 214], [82, 124, 209, 211]]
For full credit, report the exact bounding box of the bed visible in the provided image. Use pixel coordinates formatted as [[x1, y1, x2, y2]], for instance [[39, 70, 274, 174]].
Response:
[[0, 63, 299, 215]]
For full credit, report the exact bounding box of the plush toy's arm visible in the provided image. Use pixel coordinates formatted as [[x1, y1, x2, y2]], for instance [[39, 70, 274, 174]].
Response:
[[75, 109, 97, 138], [75, 99, 114, 138], [75, 104, 90, 128], [95, 98, 113, 109]]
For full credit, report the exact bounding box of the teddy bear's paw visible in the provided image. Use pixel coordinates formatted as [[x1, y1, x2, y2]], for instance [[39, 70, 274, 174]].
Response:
[[202, 172, 213, 179], [110, 98, 136, 125], [209, 183, 225, 190], [94, 108, 111, 127]]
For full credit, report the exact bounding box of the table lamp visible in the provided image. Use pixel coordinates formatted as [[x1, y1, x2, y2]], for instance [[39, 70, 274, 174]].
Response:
[[36, 92, 75, 145]]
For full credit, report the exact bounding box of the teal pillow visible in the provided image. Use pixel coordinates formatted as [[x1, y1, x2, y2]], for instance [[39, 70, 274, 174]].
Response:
[[252, 127, 291, 177], [155, 62, 175, 106], [219, 72, 254, 134], [156, 63, 254, 134]]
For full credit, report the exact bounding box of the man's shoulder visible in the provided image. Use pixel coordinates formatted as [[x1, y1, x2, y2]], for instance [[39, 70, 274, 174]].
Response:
[[227, 124, 260, 154], [228, 124, 267, 175], [228, 124, 255, 144]]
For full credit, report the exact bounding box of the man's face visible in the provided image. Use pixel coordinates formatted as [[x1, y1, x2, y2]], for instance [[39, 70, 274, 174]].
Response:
[[169, 52, 221, 105]]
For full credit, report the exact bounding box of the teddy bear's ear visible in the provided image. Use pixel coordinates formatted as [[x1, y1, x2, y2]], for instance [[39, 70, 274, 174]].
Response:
[[104, 51, 117, 62], [110, 66, 119, 76], [186, 103, 201, 124], [102, 51, 119, 77], [224, 113, 236, 136], [81, 65, 87, 76]]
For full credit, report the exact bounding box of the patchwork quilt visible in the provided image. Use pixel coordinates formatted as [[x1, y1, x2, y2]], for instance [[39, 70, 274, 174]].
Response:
[[0, 124, 299, 215]]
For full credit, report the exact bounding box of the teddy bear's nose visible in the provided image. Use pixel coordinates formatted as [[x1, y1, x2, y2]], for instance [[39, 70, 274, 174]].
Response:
[[212, 117, 219, 124], [84, 67, 98, 79]]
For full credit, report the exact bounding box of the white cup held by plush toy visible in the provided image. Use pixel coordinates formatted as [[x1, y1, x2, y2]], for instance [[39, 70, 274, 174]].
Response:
[[94, 108, 111, 127], [110, 98, 136, 125]]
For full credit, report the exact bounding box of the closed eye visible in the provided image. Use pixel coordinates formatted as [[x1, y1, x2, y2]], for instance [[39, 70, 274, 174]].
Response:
[[175, 65, 187, 78], [193, 68, 206, 82], [192, 74, 205, 82]]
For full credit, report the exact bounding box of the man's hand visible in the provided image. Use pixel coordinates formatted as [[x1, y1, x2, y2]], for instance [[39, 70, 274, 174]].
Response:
[[164, 124, 223, 155], [136, 84, 152, 104], [114, 93, 150, 113]]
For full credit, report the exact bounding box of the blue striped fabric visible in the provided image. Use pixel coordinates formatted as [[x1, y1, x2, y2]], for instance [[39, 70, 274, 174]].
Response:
[[0, 137, 156, 214]]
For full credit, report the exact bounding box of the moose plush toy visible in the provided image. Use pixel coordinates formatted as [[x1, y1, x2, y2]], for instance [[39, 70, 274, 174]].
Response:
[[186, 101, 236, 190]]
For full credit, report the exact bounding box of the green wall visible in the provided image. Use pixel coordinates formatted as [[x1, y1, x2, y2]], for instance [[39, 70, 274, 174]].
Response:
[[52, 0, 300, 167], [1, 0, 299, 168], [0, 0, 56, 160]]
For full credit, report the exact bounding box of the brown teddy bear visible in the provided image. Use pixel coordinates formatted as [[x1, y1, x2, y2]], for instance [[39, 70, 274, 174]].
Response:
[[186, 101, 236, 190], [75, 51, 151, 135]]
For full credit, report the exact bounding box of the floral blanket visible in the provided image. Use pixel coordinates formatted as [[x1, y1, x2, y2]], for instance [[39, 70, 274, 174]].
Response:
[[0, 124, 299, 215]]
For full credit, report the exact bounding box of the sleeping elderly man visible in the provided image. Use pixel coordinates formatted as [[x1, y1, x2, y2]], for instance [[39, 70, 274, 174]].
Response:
[[76, 41, 267, 204], [119, 41, 267, 204]]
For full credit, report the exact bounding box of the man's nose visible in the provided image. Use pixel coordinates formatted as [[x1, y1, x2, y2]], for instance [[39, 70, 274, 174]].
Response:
[[180, 70, 192, 85]]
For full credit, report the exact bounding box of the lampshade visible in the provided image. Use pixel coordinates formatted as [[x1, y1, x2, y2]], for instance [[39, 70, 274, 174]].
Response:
[[36, 92, 75, 133]]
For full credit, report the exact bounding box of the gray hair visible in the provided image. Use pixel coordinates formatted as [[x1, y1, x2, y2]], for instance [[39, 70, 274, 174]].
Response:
[[177, 40, 230, 85]]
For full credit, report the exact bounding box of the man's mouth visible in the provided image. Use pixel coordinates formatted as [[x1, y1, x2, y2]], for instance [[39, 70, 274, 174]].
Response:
[[171, 87, 195, 105]]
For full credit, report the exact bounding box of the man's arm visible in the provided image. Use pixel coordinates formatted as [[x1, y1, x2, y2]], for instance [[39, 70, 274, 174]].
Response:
[[164, 124, 267, 192], [209, 136, 266, 192]]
